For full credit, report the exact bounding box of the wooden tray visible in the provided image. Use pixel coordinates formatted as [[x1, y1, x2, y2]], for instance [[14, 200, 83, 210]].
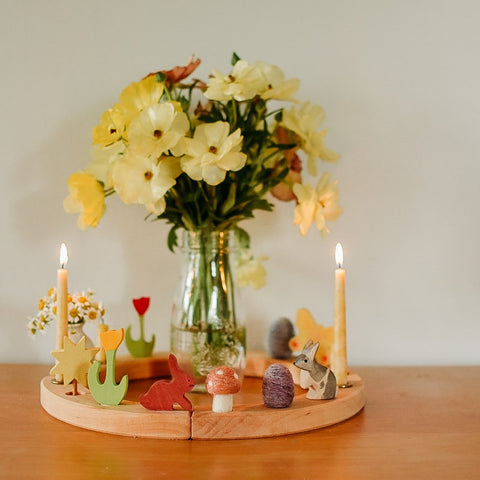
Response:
[[40, 352, 365, 440]]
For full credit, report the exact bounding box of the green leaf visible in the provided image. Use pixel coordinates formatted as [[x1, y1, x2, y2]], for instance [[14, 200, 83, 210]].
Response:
[[234, 227, 250, 249], [231, 52, 241, 65], [156, 72, 166, 83], [220, 184, 237, 215], [167, 226, 179, 252]]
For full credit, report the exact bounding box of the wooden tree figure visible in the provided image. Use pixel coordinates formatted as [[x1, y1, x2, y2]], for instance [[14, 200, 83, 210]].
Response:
[[50, 336, 99, 395], [126, 297, 155, 358], [88, 328, 129, 406]]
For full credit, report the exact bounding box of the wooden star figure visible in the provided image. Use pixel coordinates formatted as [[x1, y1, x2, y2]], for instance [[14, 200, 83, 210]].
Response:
[[50, 336, 99, 394]]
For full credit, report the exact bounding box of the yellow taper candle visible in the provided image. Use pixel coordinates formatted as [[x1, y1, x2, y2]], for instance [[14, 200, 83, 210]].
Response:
[[56, 243, 69, 349], [332, 242, 349, 387], [54, 243, 69, 383]]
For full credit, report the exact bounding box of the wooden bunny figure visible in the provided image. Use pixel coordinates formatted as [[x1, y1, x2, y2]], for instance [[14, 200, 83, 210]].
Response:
[[294, 340, 337, 400], [139, 354, 196, 411]]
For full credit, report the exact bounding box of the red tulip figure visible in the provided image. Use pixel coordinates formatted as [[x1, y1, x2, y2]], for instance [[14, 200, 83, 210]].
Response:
[[125, 297, 155, 358]]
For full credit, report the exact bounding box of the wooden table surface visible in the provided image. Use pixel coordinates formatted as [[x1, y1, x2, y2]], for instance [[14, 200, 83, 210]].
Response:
[[1, 365, 479, 480]]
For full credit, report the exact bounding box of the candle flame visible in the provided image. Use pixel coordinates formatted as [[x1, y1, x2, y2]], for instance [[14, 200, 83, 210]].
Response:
[[60, 243, 68, 268], [335, 242, 343, 268]]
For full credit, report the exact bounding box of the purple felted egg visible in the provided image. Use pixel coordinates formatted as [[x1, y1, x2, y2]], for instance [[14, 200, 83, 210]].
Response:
[[262, 363, 295, 408], [267, 317, 294, 359]]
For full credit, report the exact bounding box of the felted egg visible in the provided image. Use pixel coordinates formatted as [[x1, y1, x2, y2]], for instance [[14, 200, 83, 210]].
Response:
[[262, 363, 295, 408], [267, 317, 295, 359]]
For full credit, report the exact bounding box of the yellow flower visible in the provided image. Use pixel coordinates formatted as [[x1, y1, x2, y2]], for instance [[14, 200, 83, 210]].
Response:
[[282, 102, 339, 175], [236, 252, 268, 289], [100, 328, 124, 351], [127, 102, 189, 158], [38, 299, 45, 311], [252, 61, 300, 101], [119, 74, 164, 119], [205, 60, 263, 101], [316, 173, 342, 230], [292, 173, 342, 236], [178, 122, 247, 185], [88, 311, 97, 320], [112, 153, 182, 215], [63, 171, 106, 229], [87, 141, 126, 189], [292, 183, 317, 236], [70, 308, 79, 318], [92, 105, 127, 147]]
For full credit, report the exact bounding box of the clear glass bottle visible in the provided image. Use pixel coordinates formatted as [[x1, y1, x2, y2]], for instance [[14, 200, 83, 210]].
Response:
[[170, 230, 246, 388]]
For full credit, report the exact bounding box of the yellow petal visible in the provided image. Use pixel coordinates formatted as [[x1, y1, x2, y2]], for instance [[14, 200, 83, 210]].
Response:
[[100, 328, 124, 351]]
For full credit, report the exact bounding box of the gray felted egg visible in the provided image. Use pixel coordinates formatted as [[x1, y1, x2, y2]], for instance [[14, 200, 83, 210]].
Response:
[[267, 317, 295, 359], [262, 363, 295, 408]]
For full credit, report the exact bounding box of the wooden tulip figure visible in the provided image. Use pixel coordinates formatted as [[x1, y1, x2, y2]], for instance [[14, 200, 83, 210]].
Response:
[[88, 328, 129, 406], [126, 297, 156, 358]]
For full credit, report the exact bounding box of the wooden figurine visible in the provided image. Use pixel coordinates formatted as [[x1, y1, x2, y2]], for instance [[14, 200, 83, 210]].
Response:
[[262, 363, 295, 408], [206, 366, 241, 413], [139, 354, 195, 411], [95, 323, 109, 363], [50, 336, 99, 395], [289, 308, 334, 366], [88, 328, 128, 406], [126, 297, 155, 358], [293, 340, 337, 400]]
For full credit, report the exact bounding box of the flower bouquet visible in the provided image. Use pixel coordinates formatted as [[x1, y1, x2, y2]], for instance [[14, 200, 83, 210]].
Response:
[[64, 53, 341, 380], [29, 288, 104, 347]]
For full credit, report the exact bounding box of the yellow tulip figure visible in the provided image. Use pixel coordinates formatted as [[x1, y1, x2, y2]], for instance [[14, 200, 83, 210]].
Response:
[[88, 328, 128, 406]]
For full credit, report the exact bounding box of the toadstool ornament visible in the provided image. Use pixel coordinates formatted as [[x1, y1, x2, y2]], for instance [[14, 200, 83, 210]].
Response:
[[206, 366, 241, 413]]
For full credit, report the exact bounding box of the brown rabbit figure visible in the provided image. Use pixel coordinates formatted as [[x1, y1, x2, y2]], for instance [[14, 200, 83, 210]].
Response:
[[139, 354, 196, 411], [294, 340, 337, 400]]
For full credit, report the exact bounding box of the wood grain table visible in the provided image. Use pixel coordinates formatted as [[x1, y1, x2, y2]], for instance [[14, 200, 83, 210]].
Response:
[[1, 365, 479, 479]]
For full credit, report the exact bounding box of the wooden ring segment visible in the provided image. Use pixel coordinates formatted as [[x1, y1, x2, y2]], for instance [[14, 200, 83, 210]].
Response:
[[40, 352, 365, 440]]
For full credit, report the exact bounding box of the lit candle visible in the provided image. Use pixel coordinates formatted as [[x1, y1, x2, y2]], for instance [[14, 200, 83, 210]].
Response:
[[332, 242, 349, 387], [56, 243, 69, 351]]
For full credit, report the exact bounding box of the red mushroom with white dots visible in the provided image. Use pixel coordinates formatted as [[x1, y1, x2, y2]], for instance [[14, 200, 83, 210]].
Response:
[[206, 366, 241, 413]]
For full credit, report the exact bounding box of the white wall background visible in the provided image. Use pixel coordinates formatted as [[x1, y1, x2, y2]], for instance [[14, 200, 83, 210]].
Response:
[[1, 0, 479, 365]]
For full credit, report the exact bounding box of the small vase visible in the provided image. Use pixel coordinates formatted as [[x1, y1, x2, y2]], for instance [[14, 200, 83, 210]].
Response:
[[68, 321, 94, 348], [170, 230, 246, 387]]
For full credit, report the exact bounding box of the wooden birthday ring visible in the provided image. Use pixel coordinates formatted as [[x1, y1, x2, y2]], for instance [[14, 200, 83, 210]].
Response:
[[40, 352, 365, 440]]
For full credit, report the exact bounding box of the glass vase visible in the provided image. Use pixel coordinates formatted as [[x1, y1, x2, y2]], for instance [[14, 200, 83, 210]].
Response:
[[170, 230, 246, 388]]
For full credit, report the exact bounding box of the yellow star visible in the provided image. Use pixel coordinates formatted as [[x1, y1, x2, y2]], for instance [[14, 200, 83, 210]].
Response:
[[50, 336, 99, 387]]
